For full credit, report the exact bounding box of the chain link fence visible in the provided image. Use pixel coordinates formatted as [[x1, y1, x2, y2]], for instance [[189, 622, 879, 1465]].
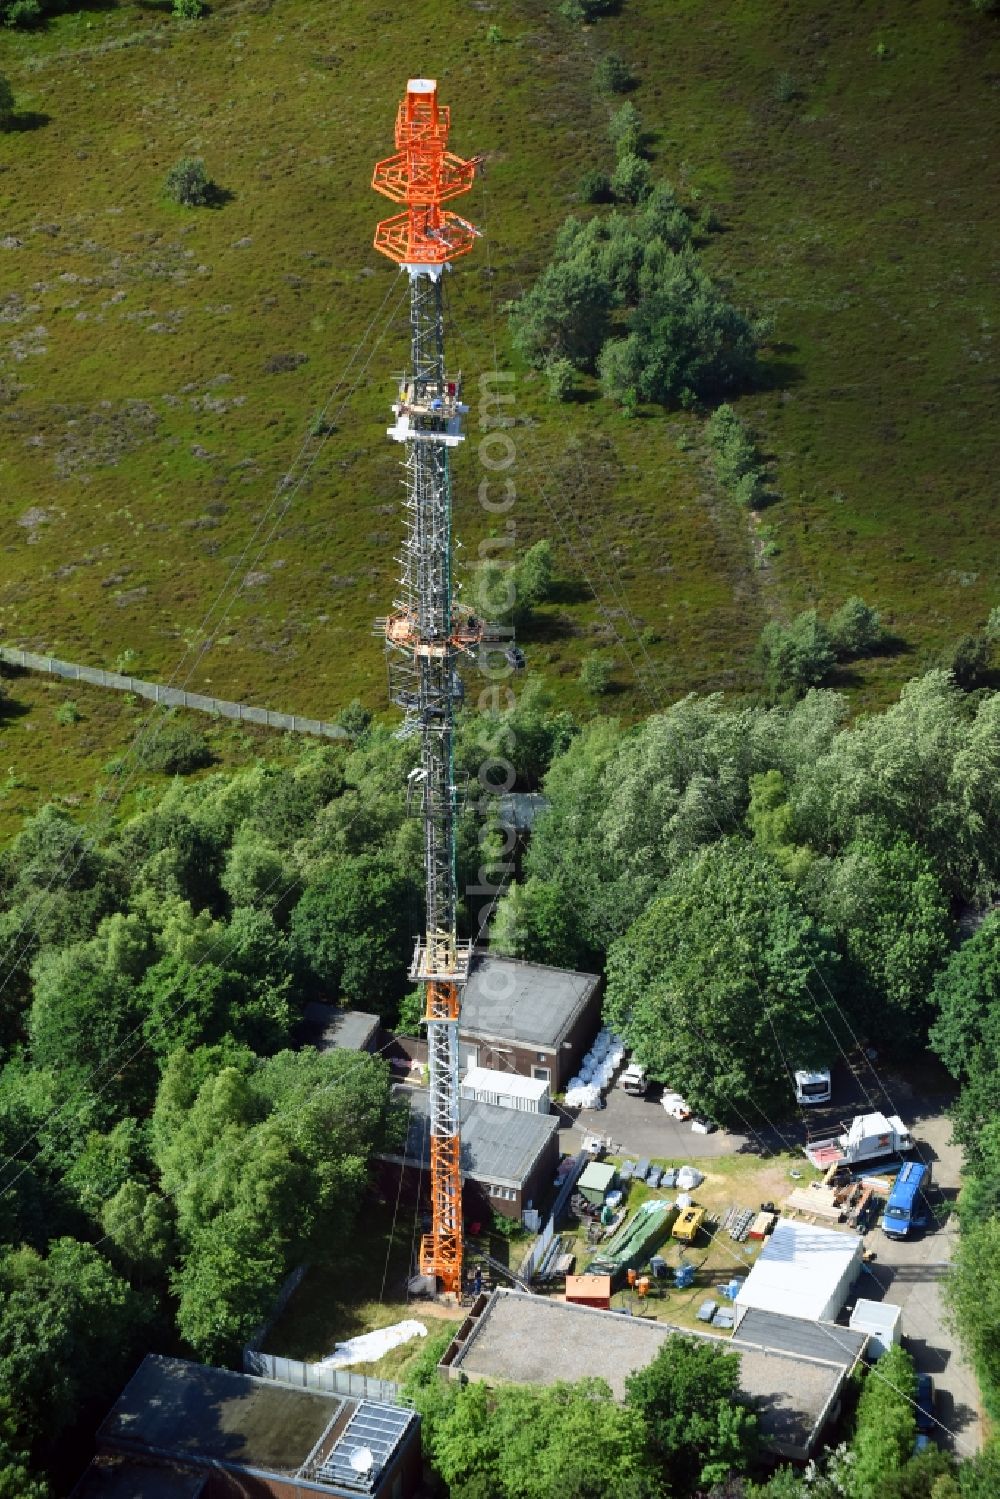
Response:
[[0, 646, 348, 741]]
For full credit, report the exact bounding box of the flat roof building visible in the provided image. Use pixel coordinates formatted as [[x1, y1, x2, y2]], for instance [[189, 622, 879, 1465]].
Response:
[[382, 1085, 559, 1220], [299, 1005, 381, 1054], [442, 1289, 867, 1461], [734, 1219, 863, 1327], [497, 793, 550, 835], [82, 1354, 420, 1499], [71, 1457, 206, 1499], [458, 955, 602, 1091]]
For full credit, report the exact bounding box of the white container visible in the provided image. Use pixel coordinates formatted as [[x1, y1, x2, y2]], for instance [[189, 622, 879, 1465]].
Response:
[[849, 1298, 902, 1358], [460, 1066, 550, 1114]]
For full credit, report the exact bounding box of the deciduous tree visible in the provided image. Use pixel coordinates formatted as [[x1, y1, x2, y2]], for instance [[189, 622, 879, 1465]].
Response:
[[848, 1344, 917, 1497], [813, 833, 952, 1041], [290, 854, 415, 1011], [605, 840, 838, 1122], [0, 1239, 150, 1441], [625, 1335, 758, 1491]]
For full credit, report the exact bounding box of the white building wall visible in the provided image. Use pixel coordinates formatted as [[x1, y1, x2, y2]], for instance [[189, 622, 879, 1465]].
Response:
[[460, 1066, 551, 1114], [735, 1219, 863, 1326]]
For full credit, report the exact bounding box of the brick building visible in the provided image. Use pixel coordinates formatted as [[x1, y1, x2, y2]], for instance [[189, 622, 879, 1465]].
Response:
[[458, 955, 602, 1093], [72, 1355, 420, 1499], [381, 1085, 559, 1221]]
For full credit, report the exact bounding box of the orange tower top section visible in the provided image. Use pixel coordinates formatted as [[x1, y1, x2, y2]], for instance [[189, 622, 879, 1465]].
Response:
[[373, 78, 478, 269]]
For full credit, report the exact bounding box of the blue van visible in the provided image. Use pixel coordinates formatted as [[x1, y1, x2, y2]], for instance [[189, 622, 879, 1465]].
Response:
[[881, 1161, 930, 1238]]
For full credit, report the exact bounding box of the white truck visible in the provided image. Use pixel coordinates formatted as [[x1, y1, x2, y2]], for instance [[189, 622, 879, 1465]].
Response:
[[795, 1067, 832, 1106], [620, 1063, 647, 1097], [805, 1111, 913, 1170]]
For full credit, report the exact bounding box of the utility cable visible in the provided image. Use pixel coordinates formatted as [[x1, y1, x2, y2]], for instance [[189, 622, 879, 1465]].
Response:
[[0, 274, 409, 1038]]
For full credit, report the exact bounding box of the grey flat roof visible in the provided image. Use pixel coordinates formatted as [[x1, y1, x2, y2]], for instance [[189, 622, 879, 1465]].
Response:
[[72, 1457, 206, 1499], [734, 1309, 867, 1368], [391, 1087, 558, 1188], [450, 1291, 853, 1458], [459, 955, 600, 1049], [498, 793, 550, 833], [100, 1355, 341, 1476], [301, 1005, 380, 1052]]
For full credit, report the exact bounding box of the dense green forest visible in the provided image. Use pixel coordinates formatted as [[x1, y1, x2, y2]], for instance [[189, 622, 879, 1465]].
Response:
[[0, 664, 996, 1490]]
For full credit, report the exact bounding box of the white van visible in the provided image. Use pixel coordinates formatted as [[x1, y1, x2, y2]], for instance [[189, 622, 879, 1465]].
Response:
[[795, 1067, 832, 1105], [621, 1063, 647, 1096]]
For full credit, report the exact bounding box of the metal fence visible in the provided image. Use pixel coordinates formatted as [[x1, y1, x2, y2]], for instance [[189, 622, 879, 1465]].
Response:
[[244, 1349, 406, 1406], [0, 646, 348, 741], [518, 1148, 590, 1283]]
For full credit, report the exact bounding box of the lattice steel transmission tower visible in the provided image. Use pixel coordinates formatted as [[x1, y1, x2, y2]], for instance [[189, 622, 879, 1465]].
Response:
[[372, 79, 482, 1296]]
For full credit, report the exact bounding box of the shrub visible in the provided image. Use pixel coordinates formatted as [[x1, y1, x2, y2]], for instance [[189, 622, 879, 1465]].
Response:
[[489, 1209, 523, 1239], [114, 647, 140, 676], [545, 357, 575, 401], [508, 255, 612, 370], [599, 254, 761, 408], [55, 700, 81, 726], [947, 632, 991, 690], [173, 0, 205, 16], [515, 540, 555, 616], [396, 989, 424, 1037], [828, 596, 884, 659], [611, 152, 652, 204], [578, 169, 613, 204], [136, 717, 212, 775], [705, 403, 766, 507], [608, 102, 642, 160], [336, 699, 372, 737], [756, 612, 835, 700], [486, 23, 503, 43], [580, 651, 614, 695], [774, 72, 798, 103], [595, 52, 632, 94], [164, 157, 212, 208], [0, 1, 42, 27], [561, 0, 617, 19], [637, 183, 692, 250]]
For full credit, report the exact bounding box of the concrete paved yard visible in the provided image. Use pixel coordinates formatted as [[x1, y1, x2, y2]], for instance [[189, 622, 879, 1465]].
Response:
[[558, 1080, 747, 1161], [860, 1098, 983, 1458], [558, 1066, 983, 1456]]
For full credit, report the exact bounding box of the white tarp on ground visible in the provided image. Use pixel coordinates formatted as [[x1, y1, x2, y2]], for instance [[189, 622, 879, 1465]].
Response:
[[317, 1319, 427, 1370]]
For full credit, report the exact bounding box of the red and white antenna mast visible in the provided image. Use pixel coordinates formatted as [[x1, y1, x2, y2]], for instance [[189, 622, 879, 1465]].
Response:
[[373, 80, 482, 1296]]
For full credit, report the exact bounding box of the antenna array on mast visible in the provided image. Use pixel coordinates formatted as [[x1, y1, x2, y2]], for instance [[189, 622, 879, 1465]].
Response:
[[372, 78, 481, 1296]]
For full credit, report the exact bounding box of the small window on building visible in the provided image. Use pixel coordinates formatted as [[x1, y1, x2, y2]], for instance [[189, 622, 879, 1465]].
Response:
[[537, 1053, 547, 1063], [532, 1066, 550, 1083]]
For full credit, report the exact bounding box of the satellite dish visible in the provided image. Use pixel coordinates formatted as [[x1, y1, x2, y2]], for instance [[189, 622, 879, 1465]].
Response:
[[349, 1447, 375, 1475]]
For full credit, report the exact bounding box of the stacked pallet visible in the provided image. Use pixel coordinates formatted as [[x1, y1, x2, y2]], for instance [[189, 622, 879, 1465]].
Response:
[[784, 1183, 843, 1220]]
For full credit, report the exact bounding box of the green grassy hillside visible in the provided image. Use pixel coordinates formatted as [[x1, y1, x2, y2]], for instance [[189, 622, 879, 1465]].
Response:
[[0, 0, 996, 785]]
